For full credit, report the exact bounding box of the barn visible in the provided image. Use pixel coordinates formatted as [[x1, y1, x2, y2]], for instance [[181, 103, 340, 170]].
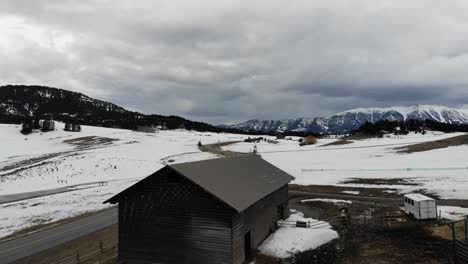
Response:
[[64, 122, 82, 132], [104, 155, 294, 264]]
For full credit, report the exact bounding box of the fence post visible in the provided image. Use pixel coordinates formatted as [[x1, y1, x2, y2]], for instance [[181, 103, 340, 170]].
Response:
[[76, 251, 80, 263], [465, 216, 468, 241], [100, 242, 103, 253], [450, 223, 457, 264]]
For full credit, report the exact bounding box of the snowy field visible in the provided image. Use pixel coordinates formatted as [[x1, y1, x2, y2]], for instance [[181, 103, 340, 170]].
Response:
[[0, 123, 249, 237], [1, 123, 467, 241], [223, 131, 468, 200]]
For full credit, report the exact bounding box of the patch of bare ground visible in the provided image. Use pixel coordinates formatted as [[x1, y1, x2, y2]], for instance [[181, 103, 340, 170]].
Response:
[[320, 139, 354, 147], [286, 196, 452, 263], [398, 133, 468, 153], [0, 153, 63, 172], [430, 221, 466, 240], [12, 224, 117, 264], [199, 141, 243, 157], [63, 136, 119, 149], [341, 177, 420, 186], [289, 184, 401, 198], [0, 208, 113, 242]]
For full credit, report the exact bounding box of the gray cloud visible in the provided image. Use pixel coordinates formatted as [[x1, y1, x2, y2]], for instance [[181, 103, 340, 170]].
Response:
[[1, 0, 468, 124]]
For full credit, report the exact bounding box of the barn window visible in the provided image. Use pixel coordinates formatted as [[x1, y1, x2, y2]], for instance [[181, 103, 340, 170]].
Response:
[[411, 200, 414, 205]]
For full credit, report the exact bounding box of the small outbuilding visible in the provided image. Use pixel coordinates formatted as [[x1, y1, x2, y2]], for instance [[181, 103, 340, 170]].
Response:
[[64, 122, 81, 132], [21, 117, 33, 134], [105, 155, 294, 264], [404, 193, 437, 220], [41, 119, 55, 132]]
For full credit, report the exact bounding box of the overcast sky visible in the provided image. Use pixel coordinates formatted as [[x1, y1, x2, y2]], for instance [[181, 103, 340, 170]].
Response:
[[1, 1, 468, 124]]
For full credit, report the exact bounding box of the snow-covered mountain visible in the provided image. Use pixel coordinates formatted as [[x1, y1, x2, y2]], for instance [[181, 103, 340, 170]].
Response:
[[222, 105, 468, 134]]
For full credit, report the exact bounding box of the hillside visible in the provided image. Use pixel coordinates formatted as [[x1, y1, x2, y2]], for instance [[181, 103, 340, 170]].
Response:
[[0, 123, 252, 237], [0, 85, 235, 132], [222, 105, 468, 134]]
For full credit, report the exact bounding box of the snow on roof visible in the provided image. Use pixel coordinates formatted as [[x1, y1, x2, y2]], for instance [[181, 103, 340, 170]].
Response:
[[404, 193, 434, 202]]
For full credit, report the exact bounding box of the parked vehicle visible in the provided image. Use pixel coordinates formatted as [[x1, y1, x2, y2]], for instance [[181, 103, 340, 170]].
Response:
[[404, 193, 437, 220]]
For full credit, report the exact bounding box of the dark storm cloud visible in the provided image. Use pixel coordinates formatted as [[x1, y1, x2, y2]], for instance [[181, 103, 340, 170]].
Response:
[[1, 0, 468, 124]]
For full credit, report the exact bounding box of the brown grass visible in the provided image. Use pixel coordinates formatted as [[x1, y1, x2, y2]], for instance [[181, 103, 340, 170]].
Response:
[[320, 139, 353, 147], [289, 184, 401, 198], [398, 134, 468, 153], [63, 136, 119, 149], [430, 221, 467, 240]]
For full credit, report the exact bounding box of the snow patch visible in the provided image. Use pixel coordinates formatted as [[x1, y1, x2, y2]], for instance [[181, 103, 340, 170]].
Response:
[[438, 206, 468, 221], [341, 191, 360, 195], [258, 211, 338, 258], [301, 198, 352, 204]]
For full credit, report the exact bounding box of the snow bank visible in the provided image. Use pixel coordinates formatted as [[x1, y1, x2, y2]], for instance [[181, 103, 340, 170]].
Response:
[[301, 198, 352, 204], [438, 206, 468, 221], [258, 211, 338, 258], [342, 191, 360, 195]]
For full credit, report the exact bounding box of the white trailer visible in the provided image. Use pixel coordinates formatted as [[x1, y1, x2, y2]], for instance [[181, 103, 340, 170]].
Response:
[[404, 193, 437, 220]]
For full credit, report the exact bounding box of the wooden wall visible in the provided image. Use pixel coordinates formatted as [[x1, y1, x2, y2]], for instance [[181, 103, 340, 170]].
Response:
[[231, 185, 289, 264], [118, 168, 235, 264]]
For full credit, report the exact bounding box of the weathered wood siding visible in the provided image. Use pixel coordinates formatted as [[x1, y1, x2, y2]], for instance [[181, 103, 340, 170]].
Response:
[[231, 185, 289, 264], [118, 168, 235, 264]]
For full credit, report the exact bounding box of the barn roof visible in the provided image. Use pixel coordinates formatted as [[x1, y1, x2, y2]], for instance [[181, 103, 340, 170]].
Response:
[[104, 155, 294, 212]]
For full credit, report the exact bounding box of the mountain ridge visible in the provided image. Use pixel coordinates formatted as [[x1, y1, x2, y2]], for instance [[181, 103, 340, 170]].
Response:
[[0, 85, 237, 133], [221, 105, 468, 134]]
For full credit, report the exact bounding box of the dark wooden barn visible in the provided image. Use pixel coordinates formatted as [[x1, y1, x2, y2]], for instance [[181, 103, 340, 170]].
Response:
[[105, 155, 294, 264]]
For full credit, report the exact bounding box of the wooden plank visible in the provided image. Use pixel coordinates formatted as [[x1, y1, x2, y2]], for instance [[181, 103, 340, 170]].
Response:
[[118, 169, 235, 264]]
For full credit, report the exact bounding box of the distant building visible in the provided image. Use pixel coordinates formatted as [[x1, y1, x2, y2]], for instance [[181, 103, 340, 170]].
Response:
[[105, 155, 294, 264], [136, 125, 157, 133], [41, 119, 55, 132], [64, 122, 81, 132], [21, 117, 33, 134]]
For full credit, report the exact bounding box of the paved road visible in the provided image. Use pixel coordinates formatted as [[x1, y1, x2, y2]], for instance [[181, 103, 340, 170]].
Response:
[[0, 207, 117, 264]]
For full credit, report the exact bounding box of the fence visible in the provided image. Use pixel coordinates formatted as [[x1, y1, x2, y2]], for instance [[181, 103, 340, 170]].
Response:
[[382, 212, 408, 227], [48, 240, 117, 264], [455, 240, 468, 263], [447, 216, 468, 264], [278, 213, 349, 230]]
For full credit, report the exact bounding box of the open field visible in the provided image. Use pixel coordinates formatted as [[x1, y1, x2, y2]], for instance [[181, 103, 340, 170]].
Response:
[[0, 123, 255, 238], [1, 123, 468, 263], [223, 131, 468, 200]]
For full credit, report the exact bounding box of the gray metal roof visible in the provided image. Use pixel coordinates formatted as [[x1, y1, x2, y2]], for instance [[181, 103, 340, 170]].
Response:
[[170, 155, 294, 212], [104, 154, 294, 212]]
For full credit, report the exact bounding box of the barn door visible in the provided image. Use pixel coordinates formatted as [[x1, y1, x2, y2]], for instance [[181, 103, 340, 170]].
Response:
[[244, 230, 252, 260]]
